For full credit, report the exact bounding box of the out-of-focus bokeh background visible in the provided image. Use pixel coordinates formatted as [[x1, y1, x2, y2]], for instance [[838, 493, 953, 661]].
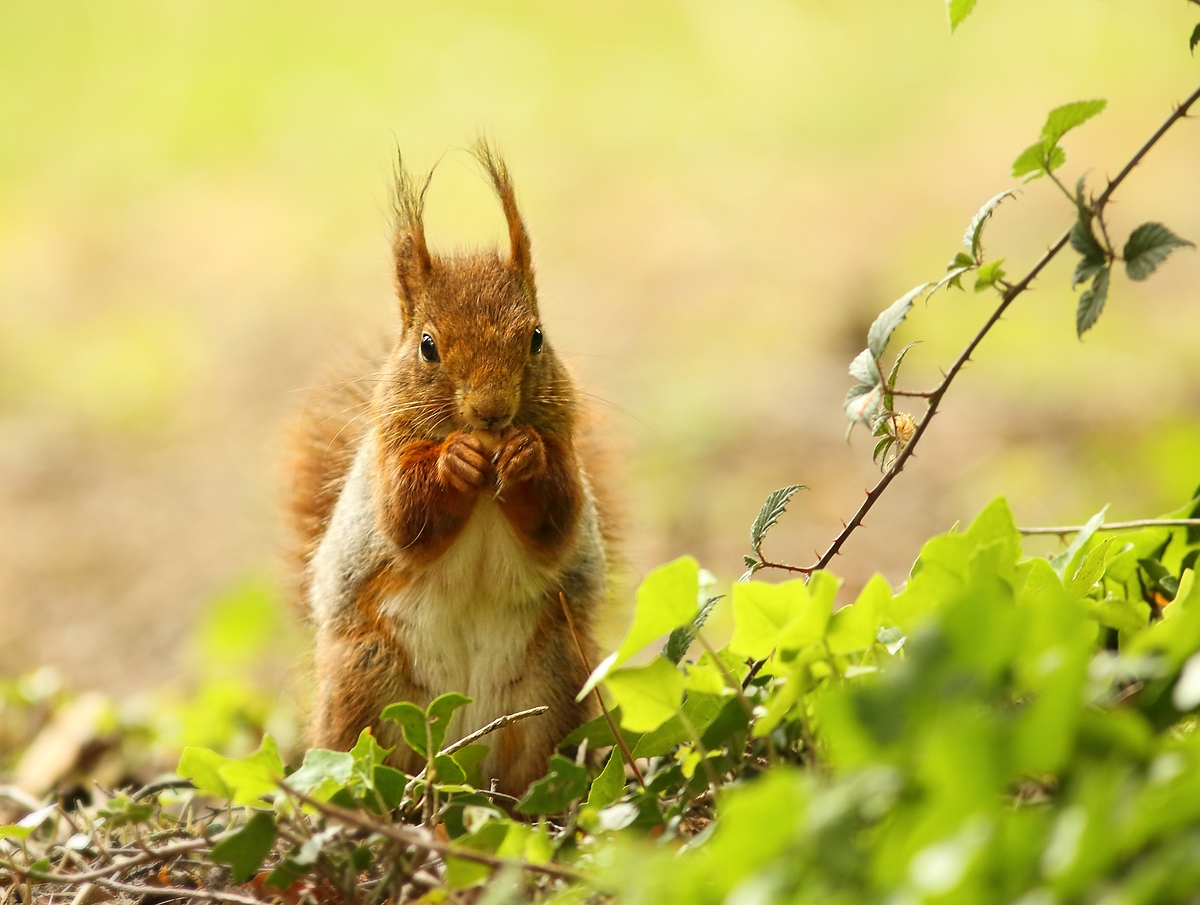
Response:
[[1, 1, 1198, 706]]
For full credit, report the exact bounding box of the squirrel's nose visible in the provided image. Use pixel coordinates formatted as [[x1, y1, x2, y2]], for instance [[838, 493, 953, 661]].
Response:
[[465, 397, 513, 430]]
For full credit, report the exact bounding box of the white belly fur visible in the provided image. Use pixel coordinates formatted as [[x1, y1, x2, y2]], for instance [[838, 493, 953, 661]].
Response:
[[379, 497, 557, 744]]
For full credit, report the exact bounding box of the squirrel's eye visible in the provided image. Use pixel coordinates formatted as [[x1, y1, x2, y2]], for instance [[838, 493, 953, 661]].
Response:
[[530, 326, 543, 355], [420, 333, 439, 363]]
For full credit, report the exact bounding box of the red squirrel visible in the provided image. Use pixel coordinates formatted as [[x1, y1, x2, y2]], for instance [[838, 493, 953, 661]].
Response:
[[285, 144, 618, 795]]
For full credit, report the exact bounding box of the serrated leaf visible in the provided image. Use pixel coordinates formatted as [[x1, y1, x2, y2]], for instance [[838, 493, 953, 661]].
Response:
[[849, 348, 881, 385], [750, 484, 806, 552], [867, 284, 927, 359], [515, 755, 589, 815], [873, 435, 893, 465], [1076, 267, 1110, 337], [209, 812, 277, 883], [883, 341, 919, 412], [1041, 99, 1107, 145], [663, 595, 721, 664], [973, 258, 1006, 292], [964, 190, 1016, 259], [1012, 140, 1065, 181], [947, 0, 977, 31], [1123, 222, 1194, 281], [1070, 218, 1107, 287], [606, 657, 685, 733], [844, 384, 882, 425]]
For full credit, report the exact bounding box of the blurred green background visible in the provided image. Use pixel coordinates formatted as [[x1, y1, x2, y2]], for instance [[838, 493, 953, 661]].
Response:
[[1, 1, 1198, 696]]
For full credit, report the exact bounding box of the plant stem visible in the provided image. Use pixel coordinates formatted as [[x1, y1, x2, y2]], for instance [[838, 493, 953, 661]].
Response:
[[1019, 518, 1200, 536]]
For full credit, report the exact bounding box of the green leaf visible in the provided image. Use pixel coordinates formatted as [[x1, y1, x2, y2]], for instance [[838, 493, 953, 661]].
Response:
[[826, 574, 892, 655], [1123, 222, 1193, 281], [177, 747, 233, 800], [664, 595, 721, 664], [606, 657, 685, 733], [1041, 99, 1107, 145], [1067, 537, 1116, 599], [1192, 22, 1200, 53], [218, 736, 286, 809], [427, 692, 473, 753], [730, 579, 814, 660], [1076, 267, 1110, 337], [1011, 140, 1058, 181], [972, 258, 1006, 292], [947, 0, 977, 31], [450, 744, 488, 789], [963, 190, 1016, 260], [96, 796, 154, 829], [1070, 219, 1107, 287], [587, 747, 627, 810], [579, 556, 699, 698], [515, 754, 589, 815], [883, 341, 919, 411], [845, 383, 882, 425], [849, 348, 881, 386], [209, 812, 277, 883], [1050, 506, 1108, 579], [750, 485, 807, 552], [867, 284, 927, 359], [433, 753, 467, 786], [287, 748, 355, 800], [380, 701, 428, 757], [0, 825, 35, 841]]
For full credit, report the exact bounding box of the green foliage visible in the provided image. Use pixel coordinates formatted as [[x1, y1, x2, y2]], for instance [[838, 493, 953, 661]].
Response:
[[946, 0, 978, 32], [1124, 222, 1194, 281], [209, 812, 277, 883]]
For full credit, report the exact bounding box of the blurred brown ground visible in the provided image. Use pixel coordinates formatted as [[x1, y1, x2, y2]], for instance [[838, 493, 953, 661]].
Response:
[[1, 1, 1198, 695]]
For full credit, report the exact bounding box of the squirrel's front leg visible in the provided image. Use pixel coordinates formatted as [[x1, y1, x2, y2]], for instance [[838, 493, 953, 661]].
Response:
[[374, 432, 489, 563], [494, 427, 583, 558]]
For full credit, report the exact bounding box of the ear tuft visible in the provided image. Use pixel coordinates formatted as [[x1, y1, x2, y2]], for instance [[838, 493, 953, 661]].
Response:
[[472, 139, 532, 275], [392, 152, 435, 323]]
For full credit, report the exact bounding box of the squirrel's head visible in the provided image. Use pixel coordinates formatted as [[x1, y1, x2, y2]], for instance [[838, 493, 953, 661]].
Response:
[[380, 143, 572, 438]]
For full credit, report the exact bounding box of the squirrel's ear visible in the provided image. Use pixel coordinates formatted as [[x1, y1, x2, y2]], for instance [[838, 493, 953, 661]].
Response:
[[472, 140, 532, 275], [392, 155, 434, 323]]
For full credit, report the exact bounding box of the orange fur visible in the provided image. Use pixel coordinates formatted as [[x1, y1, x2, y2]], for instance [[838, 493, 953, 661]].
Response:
[[283, 143, 618, 794]]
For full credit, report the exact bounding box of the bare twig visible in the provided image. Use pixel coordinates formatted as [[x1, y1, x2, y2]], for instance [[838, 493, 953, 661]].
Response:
[[558, 593, 646, 789], [1019, 518, 1200, 536], [92, 876, 264, 905], [745, 82, 1200, 685], [442, 707, 548, 758], [0, 837, 211, 885], [281, 783, 586, 883]]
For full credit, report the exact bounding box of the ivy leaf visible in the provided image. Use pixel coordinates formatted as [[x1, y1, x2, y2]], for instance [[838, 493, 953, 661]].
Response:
[[867, 284, 927, 359], [947, 0, 978, 31], [1075, 267, 1110, 337], [1070, 219, 1107, 287], [1041, 99, 1107, 145], [973, 259, 1006, 292], [587, 747, 627, 810], [287, 748, 355, 799], [750, 484, 806, 553], [515, 755, 589, 815], [217, 736, 285, 809], [380, 702, 430, 758], [209, 812, 277, 883], [963, 190, 1016, 260], [605, 657, 685, 733], [579, 556, 700, 698], [427, 692, 473, 754], [1123, 222, 1194, 281], [178, 747, 233, 800]]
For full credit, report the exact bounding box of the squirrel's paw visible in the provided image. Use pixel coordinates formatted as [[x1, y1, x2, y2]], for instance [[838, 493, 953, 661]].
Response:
[[495, 426, 547, 489], [438, 432, 490, 493]]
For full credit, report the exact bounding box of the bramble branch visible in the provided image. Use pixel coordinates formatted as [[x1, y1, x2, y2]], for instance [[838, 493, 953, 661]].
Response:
[[1019, 518, 1200, 536]]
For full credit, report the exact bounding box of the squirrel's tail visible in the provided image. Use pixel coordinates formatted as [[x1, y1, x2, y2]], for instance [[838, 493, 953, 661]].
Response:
[[280, 351, 378, 618]]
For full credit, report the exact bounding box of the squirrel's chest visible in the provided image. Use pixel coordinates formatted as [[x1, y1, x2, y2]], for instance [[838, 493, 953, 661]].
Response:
[[380, 498, 555, 694]]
